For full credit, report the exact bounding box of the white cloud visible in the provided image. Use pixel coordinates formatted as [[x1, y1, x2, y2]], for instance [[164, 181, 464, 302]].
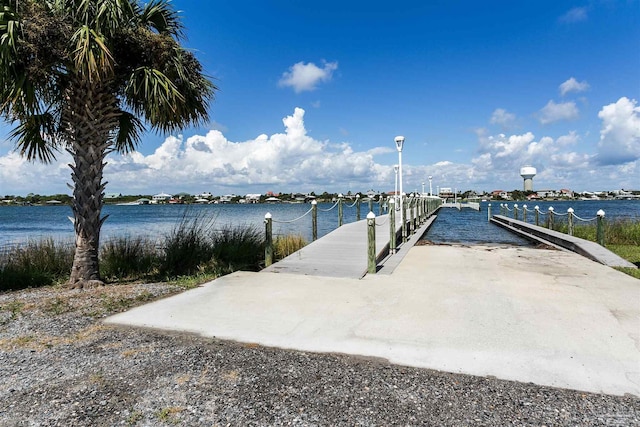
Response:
[[489, 108, 516, 128], [556, 131, 580, 146], [103, 107, 394, 194], [278, 61, 338, 93], [0, 150, 71, 195], [2, 103, 639, 197], [596, 97, 640, 165], [539, 100, 579, 124], [559, 7, 588, 23], [559, 77, 590, 96]]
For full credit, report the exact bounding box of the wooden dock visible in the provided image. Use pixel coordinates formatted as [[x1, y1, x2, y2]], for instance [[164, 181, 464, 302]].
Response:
[[262, 205, 442, 279]]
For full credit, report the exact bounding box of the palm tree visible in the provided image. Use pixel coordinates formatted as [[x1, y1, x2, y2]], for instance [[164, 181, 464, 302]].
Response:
[[0, 0, 216, 288]]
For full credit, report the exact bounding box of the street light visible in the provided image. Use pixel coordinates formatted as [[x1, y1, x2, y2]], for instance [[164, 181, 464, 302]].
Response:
[[394, 136, 405, 215], [393, 165, 399, 209], [428, 176, 432, 196]]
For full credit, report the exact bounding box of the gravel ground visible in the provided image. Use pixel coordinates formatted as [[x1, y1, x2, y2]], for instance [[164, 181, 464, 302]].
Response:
[[0, 282, 638, 426]]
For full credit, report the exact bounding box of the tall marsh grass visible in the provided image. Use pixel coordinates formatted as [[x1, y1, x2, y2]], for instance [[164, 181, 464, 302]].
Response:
[[160, 213, 217, 278], [0, 239, 74, 291], [274, 234, 307, 260], [100, 236, 158, 281], [210, 224, 264, 273]]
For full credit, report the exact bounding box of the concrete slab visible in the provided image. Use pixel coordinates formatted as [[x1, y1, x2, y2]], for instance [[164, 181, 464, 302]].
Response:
[[105, 245, 640, 397]]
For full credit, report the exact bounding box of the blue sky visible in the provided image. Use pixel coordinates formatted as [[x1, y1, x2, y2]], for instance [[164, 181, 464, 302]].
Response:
[[1, 0, 639, 196]]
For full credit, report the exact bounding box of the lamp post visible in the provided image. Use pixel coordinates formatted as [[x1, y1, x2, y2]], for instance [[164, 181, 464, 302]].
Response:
[[428, 176, 432, 196], [395, 136, 405, 215], [394, 165, 399, 209], [422, 181, 425, 196]]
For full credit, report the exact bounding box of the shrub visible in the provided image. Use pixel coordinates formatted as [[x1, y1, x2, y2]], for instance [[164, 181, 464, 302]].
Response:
[[0, 239, 74, 291], [211, 224, 264, 273], [160, 213, 216, 278], [100, 236, 159, 281]]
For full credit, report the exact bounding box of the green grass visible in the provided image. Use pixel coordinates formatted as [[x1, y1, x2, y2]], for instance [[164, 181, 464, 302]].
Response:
[[210, 224, 264, 273], [160, 212, 217, 278], [100, 236, 158, 281], [274, 234, 307, 260], [0, 238, 74, 291], [556, 219, 640, 279]]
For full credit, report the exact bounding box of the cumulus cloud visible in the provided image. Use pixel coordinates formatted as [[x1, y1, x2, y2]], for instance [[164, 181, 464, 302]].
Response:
[[0, 150, 71, 195], [103, 107, 395, 194], [559, 7, 588, 23], [489, 108, 516, 128], [559, 77, 589, 96], [278, 61, 338, 93], [539, 100, 579, 124], [596, 97, 640, 165]]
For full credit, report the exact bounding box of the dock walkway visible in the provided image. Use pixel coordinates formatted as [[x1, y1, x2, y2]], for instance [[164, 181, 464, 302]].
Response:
[[263, 211, 418, 278]]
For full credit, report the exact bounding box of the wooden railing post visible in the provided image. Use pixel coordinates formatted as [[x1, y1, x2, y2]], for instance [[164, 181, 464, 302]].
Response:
[[311, 200, 318, 241], [597, 210, 605, 246], [264, 213, 273, 267], [338, 194, 343, 227], [513, 204, 518, 220], [408, 197, 414, 235], [487, 203, 491, 222], [567, 207, 574, 236], [402, 195, 408, 243], [547, 206, 554, 229], [523, 204, 527, 222], [389, 198, 396, 254], [535, 206, 540, 226], [367, 211, 376, 274], [356, 194, 361, 221]]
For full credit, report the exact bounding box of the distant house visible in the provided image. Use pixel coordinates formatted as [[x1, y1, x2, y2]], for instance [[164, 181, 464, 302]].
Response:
[[152, 192, 172, 204], [196, 192, 213, 199], [105, 193, 122, 199], [245, 194, 262, 203], [536, 190, 558, 199], [490, 190, 510, 199], [219, 194, 235, 203], [439, 187, 455, 200], [559, 189, 574, 199]]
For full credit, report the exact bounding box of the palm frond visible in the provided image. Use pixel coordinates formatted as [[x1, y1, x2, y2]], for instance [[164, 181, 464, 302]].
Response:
[[70, 25, 114, 80], [113, 110, 144, 154], [140, 0, 183, 38], [0, 2, 21, 62], [95, 0, 136, 36], [124, 66, 184, 126], [10, 112, 60, 163]]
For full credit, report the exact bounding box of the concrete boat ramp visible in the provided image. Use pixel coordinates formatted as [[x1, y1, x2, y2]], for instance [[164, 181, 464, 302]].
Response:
[[106, 243, 640, 397]]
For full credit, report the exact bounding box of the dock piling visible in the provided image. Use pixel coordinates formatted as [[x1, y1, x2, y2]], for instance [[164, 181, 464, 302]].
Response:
[[264, 213, 273, 267], [367, 212, 376, 274], [597, 210, 605, 246]]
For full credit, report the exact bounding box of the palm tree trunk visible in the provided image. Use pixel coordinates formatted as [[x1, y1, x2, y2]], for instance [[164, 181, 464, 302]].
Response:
[[65, 79, 119, 289]]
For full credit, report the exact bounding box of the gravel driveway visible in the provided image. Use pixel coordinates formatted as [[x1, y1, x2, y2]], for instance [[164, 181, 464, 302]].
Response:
[[1, 282, 638, 426]]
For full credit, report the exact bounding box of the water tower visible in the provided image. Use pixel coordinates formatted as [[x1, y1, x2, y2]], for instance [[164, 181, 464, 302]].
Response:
[[520, 166, 537, 192]]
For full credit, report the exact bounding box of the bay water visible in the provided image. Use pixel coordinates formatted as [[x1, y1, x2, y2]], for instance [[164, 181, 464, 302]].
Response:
[[1, 199, 638, 249]]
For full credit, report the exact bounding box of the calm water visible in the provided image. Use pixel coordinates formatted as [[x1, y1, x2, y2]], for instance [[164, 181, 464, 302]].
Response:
[[0, 202, 369, 247], [425, 199, 640, 246], [1, 199, 638, 248]]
